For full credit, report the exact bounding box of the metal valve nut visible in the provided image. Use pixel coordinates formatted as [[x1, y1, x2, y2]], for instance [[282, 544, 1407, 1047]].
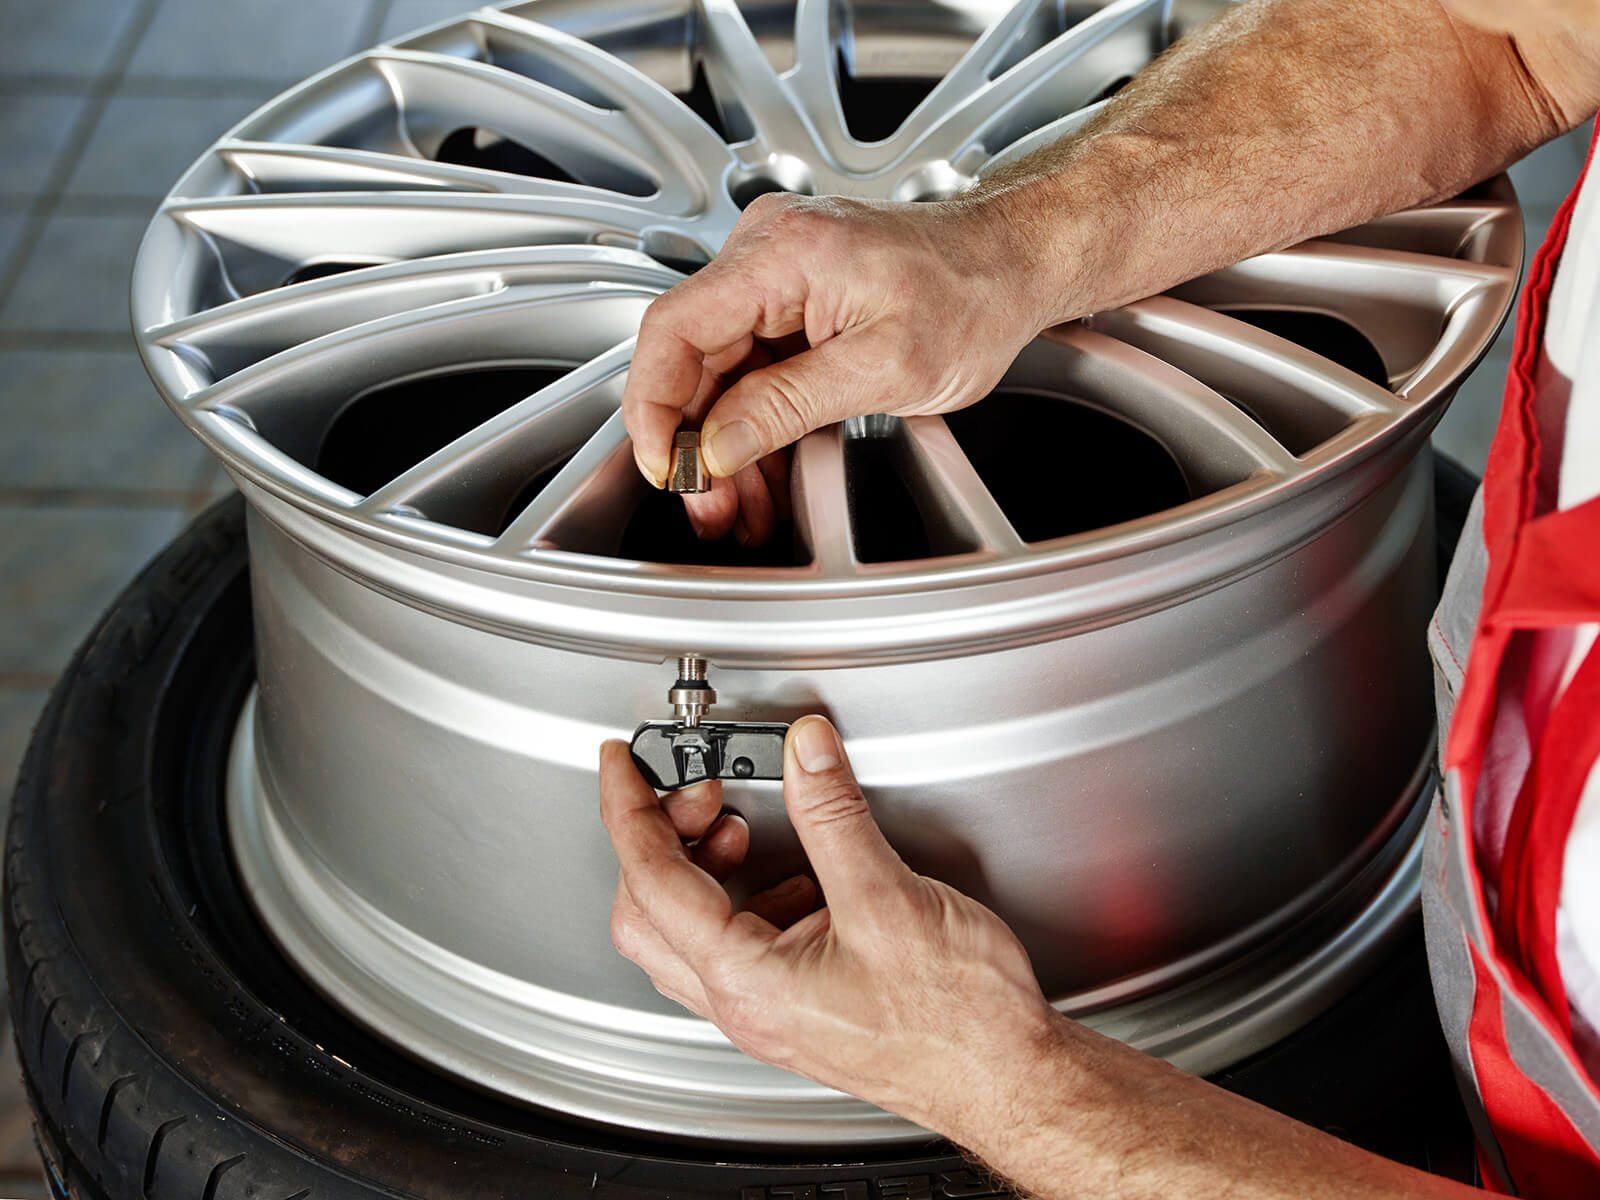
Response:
[[668, 431, 710, 493]]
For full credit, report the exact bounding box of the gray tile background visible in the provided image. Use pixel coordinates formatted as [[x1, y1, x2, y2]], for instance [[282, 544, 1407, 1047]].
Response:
[[0, 0, 439, 1191], [0, 0, 1593, 1190]]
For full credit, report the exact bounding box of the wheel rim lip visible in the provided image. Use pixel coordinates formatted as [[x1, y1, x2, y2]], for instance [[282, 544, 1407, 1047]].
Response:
[[128, 0, 1521, 622], [226, 689, 1432, 1145]]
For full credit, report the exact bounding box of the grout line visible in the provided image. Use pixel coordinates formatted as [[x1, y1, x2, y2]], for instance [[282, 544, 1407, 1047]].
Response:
[[0, 332, 138, 350], [0, 0, 167, 313], [44, 195, 163, 217], [118, 73, 306, 96], [0, 673, 57, 691], [0, 487, 197, 509], [0, 74, 101, 94]]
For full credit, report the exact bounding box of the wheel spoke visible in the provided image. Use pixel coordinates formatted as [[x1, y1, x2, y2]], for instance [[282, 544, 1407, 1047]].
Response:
[[902, 0, 1167, 169], [361, 341, 633, 530], [1035, 326, 1297, 496], [370, 46, 692, 209], [693, 0, 816, 158], [898, 416, 1023, 554], [1321, 199, 1519, 263], [791, 424, 856, 574], [784, 0, 851, 156], [472, 11, 741, 203], [145, 246, 674, 383], [162, 189, 689, 300], [184, 278, 657, 465], [975, 100, 1107, 177], [1089, 296, 1401, 455], [495, 409, 645, 553], [1172, 240, 1517, 392], [884, 0, 1061, 151], [216, 139, 569, 195]]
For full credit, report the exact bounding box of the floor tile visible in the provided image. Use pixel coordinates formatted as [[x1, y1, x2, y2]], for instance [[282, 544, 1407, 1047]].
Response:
[[0, 689, 49, 812], [0, 348, 209, 490], [381, 0, 479, 42], [0, 0, 142, 78], [0, 95, 92, 199], [126, 0, 374, 84], [65, 92, 259, 199], [1568, 119, 1594, 164], [0, 216, 23, 274], [187, 462, 239, 513], [1508, 134, 1586, 216], [0, 215, 150, 333], [0, 506, 184, 676]]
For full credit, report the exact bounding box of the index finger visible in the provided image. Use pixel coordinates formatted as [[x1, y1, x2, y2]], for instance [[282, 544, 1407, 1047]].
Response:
[[621, 266, 797, 486], [597, 740, 772, 966]]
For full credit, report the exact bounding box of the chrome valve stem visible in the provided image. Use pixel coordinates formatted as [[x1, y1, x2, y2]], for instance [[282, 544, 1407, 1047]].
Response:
[[667, 654, 716, 728]]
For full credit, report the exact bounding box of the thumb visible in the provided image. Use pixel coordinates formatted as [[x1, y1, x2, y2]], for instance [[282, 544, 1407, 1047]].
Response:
[[700, 331, 897, 476], [783, 716, 912, 908]]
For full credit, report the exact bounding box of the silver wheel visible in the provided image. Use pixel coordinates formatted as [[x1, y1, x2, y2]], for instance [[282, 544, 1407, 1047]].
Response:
[[131, 0, 1518, 1146]]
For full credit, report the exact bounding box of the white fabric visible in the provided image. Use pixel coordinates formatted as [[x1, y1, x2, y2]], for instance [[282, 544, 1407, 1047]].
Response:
[[1535, 141, 1600, 1073]]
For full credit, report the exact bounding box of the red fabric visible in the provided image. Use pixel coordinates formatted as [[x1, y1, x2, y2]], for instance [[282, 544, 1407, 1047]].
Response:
[[1467, 944, 1600, 1197], [1444, 130, 1597, 784], [1496, 644, 1600, 1036], [1442, 123, 1600, 1197]]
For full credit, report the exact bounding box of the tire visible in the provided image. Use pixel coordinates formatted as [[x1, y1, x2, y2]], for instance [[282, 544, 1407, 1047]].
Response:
[[6, 473, 1477, 1200]]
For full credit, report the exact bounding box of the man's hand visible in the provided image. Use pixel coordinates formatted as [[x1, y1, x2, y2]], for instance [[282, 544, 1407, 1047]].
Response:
[[620, 195, 1041, 543], [597, 715, 1059, 1136], [599, 718, 1487, 1199]]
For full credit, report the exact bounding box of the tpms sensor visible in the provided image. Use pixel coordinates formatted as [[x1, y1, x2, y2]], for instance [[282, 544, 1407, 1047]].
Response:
[[629, 656, 789, 790]]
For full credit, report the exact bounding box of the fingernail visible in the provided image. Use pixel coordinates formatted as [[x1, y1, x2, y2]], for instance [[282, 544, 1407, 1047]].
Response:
[[774, 875, 809, 898], [705, 421, 760, 476], [793, 717, 841, 773], [733, 517, 751, 546], [634, 450, 666, 489]]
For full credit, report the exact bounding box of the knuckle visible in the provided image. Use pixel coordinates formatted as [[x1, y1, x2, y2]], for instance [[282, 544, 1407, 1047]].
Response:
[[740, 190, 791, 223], [609, 910, 643, 961], [755, 197, 828, 243], [707, 986, 767, 1050], [753, 371, 813, 441], [800, 777, 870, 829]]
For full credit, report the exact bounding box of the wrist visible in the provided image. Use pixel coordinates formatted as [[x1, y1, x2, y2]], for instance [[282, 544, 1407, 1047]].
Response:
[[927, 1003, 1081, 1162], [951, 172, 1099, 333]]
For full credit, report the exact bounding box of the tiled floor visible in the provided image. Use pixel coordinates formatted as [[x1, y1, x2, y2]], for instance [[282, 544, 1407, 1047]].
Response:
[[0, 1, 1593, 1192], [0, 0, 459, 1193]]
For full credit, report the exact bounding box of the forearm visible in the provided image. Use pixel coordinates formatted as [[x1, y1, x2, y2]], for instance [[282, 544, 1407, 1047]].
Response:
[[970, 0, 1596, 328], [950, 1013, 1480, 1200]]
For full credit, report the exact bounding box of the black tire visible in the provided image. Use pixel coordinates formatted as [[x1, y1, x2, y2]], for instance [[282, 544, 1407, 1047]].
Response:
[[6, 471, 1476, 1200]]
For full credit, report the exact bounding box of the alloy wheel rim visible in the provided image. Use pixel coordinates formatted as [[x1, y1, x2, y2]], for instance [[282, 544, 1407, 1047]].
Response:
[[130, 0, 1520, 1147]]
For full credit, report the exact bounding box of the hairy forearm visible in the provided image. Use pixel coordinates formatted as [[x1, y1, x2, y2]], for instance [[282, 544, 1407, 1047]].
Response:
[[948, 1013, 1479, 1200], [968, 0, 1595, 328]]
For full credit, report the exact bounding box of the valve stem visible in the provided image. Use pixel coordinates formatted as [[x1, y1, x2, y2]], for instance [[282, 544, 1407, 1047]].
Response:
[[668, 654, 716, 728]]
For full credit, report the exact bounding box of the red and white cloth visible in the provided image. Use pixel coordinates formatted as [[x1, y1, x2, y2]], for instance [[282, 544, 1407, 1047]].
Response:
[[1422, 125, 1600, 1196]]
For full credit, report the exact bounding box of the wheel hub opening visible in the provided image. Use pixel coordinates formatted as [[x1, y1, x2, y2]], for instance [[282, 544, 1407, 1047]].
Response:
[[729, 154, 816, 209], [318, 365, 571, 523], [944, 391, 1192, 543]]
